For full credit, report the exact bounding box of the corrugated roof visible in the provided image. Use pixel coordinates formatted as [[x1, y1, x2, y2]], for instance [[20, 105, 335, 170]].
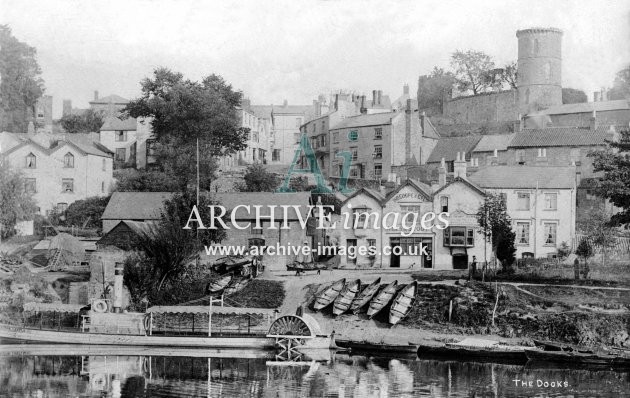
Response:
[[330, 112, 395, 130], [89, 94, 129, 105], [468, 166, 576, 189], [528, 100, 630, 116], [426, 135, 482, 163], [100, 116, 137, 131], [101, 192, 312, 221], [473, 134, 516, 152], [508, 126, 616, 148]]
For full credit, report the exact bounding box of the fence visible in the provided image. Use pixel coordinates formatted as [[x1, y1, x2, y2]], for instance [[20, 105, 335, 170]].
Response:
[[573, 234, 630, 255]]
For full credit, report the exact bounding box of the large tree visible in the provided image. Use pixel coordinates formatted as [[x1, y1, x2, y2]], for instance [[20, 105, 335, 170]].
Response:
[[0, 161, 37, 239], [59, 109, 104, 133], [450, 50, 495, 95], [113, 169, 181, 192], [477, 193, 516, 270], [237, 163, 279, 192], [481, 62, 517, 91], [0, 25, 44, 133], [588, 128, 630, 225], [608, 65, 630, 101], [417, 67, 456, 110], [123, 68, 248, 191]]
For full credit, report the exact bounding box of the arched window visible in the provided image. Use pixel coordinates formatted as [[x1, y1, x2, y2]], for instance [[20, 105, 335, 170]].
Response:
[[543, 62, 551, 81], [533, 38, 540, 55], [26, 153, 36, 168], [64, 152, 74, 168], [525, 88, 530, 104]]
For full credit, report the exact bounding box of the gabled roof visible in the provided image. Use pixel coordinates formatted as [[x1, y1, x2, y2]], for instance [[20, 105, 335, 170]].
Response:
[[426, 135, 482, 163], [342, 187, 386, 207], [272, 105, 312, 115], [89, 94, 129, 105], [384, 179, 432, 202], [509, 126, 617, 148], [528, 100, 630, 116], [432, 176, 486, 197], [100, 116, 137, 131], [2, 134, 112, 158], [101, 192, 172, 220], [473, 134, 515, 152], [330, 112, 396, 130], [468, 165, 576, 189]]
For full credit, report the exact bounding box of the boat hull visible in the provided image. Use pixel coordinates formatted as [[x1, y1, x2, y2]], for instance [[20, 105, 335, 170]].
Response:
[[525, 349, 630, 368], [313, 279, 345, 311], [367, 281, 397, 319], [418, 344, 528, 364], [333, 279, 360, 315]]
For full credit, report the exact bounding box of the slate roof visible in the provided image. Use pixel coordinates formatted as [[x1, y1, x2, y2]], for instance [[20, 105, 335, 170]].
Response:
[[473, 134, 515, 152], [528, 100, 630, 116], [100, 116, 137, 131], [1, 132, 112, 158], [508, 126, 617, 148], [422, 117, 441, 140], [468, 166, 576, 189], [272, 105, 313, 115], [100, 191, 312, 221], [249, 105, 273, 119], [426, 135, 482, 163], [330, 112, 395, 130], [89, 94, 129, 105]]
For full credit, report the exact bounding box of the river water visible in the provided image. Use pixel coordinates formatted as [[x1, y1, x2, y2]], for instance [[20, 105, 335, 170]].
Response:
[[0, 345, 628, 397]]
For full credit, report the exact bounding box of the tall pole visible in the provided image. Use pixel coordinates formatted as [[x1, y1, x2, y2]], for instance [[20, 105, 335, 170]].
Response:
[[196, 137, 200, 204]]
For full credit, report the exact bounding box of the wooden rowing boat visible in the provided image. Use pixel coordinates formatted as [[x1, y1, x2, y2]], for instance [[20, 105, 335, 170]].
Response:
[[223, 277, 250, 296], [349, 277, 381, 314], [333, 279, 361, 316], [525, 349, 630, 368], [313, 279, 346, 311], [336, 339, 418, 355], [417, 338, 528, 364], [206, 275, 232, 293], [367, 280, 398, 319], [286, 261, 327, 272], [389, 281, 417, 325]]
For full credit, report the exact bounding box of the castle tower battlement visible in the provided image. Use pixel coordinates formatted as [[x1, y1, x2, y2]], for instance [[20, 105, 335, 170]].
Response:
[[516, 27, 563, 114]]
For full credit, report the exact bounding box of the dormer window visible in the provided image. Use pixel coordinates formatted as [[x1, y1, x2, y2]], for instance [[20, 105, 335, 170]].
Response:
[[26, 153, 36, 168], [64, 152, 74, 168]]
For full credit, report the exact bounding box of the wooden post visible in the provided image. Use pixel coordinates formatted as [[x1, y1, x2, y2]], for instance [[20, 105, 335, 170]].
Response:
[[40, 312, 43, 329], [448, 300, 453, 322], [208, 297, 212, 337], [192, 314, 195, 334]]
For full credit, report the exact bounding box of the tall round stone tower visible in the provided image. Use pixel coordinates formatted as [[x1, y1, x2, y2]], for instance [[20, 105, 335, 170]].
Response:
[[516, 27, 563, 114]]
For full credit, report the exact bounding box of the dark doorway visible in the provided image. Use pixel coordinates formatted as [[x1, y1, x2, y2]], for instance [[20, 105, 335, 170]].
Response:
[[452, 254, 468, 270], [346, 239, 357, 265], [390, 240, 401, 268]]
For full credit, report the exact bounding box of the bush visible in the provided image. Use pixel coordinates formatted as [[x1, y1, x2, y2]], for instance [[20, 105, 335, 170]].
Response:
[[114, 169, 180, 192], [62, 196, 111, 230]]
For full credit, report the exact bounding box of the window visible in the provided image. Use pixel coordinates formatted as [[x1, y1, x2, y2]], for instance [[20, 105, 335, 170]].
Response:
[[102, 158, 106, 171], [350, 147, 358, 161], [57, 203, 68, 213], [115, 148, 126, 162], [517, 192, 530, 210], [321, 120, 325, 130], [333, 132, 339, 143], [391, 237, 427, 255], [533, 38, 540, 55], [101, 181, 105, 193], [443, 227, 474, 247], [493, 149, 498, 157], [352, 208, 369, 229], [349, 165, 360, 178], [374, 128, 382, 140], [516, 150, 525, 164], [499, 193, 508, 204], [374, 164, 382, 177], [253, 132, 259, 142], [570, 148, 581, 165], [63, 152, 74, 168], [400, 205, 420, 214], [62, 179, 74, 193], [320, 135, 326, 147], [440, 196, 449, 213], [544, 223, 557, 245], [348, 130, 358, 141], [516, 222, 530, 245], [115, 131, 127, 142], [537, 148, 547, 157], [25, 178, 36, 194], [373, 146, 382, 159], [544, 193, 557, 210], [26, 153, 36, 168], [367, 239, 376, 251], [272, 149, 281, 161]]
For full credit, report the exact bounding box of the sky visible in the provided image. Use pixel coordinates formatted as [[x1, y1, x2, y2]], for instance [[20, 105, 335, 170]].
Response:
[[2, 0, 629, 118]]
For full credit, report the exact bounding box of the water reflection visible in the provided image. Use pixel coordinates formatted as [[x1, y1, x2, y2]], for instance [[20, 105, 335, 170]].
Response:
[[0, 345, 628, 397]]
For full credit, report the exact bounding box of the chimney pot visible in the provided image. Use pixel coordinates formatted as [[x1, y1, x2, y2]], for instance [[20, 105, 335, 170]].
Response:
[[94, 90, 99, 101], [372, 90, 377, 106], [378, 90, 383, 105], [283, 99, 288, 107]]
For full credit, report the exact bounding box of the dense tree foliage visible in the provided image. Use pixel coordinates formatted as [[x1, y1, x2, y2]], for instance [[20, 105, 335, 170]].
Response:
[[562, 88, 588, 104], [575, 239, 593, 264], [113, 169, 181, 192], [417, 67, 456, 110], [236, 163, 279, 192], [0, 25, 44, 133], [61, 196, 111, 230], [59, 109, 104, 133], [123, 68, 248, 191], [477, 193, 516, 269], [0, 161, 37, 238], [608, 65, 630, 100], [588, 129, 630, 226], [450, 50, 496, 95]]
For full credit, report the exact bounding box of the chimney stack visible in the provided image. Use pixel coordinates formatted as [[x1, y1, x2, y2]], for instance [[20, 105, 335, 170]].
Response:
[[593, 92, 600, 102], [403, 84, 409, 95], [454, 152, 468, 179], [283, 99, 288, 107], [600, 88, 607, 102], [377, 90, 383, 105], [589, 110, 597, 131], [438, 158, 447, 187], [113, 263, 124, 313], [94, 90, 99, 101], [405, 99, 412, 162], [518, 113, 524, 132], [360, 95, 367, 114], [372, 90, 377, 106]]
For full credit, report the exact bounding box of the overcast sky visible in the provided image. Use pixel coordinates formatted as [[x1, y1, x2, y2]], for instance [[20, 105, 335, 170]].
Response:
[[2, 0, 629, 118]]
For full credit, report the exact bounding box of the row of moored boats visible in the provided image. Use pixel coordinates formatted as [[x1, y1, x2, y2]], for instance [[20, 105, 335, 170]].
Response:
[[313, 278, 418, 325]]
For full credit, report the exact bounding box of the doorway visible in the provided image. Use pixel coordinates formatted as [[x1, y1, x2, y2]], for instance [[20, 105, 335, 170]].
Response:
[[346, 239, 357, 265], [452, 254, 468, 270]]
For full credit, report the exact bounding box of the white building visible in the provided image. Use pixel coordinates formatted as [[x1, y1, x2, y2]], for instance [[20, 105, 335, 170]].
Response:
[[0, 131, 114, 215]]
